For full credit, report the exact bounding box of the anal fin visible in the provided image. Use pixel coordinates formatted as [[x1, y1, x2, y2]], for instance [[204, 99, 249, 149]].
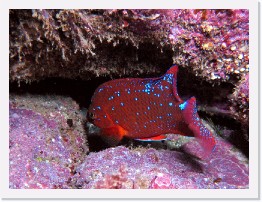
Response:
[[135, 135, 167, 142]]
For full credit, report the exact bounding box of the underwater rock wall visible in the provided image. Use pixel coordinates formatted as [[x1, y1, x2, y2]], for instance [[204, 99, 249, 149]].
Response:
[[10, 9, 249, 82], [9, 9, 249, 131], [9, 9, 173, 82]]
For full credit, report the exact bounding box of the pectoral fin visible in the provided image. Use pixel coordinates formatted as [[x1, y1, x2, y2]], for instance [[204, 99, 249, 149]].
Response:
[[101, 125, 128, 146]]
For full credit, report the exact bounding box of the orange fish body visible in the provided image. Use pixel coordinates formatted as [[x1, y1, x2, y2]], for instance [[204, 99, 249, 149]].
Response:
[[88, 65, 216, 154]]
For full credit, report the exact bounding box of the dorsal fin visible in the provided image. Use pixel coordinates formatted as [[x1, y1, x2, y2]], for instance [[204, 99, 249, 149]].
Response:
[[163, 65, 182, 102], [166, 64, 179, 74]]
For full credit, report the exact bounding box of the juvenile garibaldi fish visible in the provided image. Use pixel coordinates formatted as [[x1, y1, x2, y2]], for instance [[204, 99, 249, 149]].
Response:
[[88, 65, 216, 154]]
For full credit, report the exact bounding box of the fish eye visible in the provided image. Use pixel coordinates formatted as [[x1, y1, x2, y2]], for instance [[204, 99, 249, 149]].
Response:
[[88, 112, 97, 121]]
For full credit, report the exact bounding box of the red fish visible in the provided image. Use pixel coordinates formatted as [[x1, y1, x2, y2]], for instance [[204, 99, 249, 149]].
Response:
[[88, 65, 216, 154]]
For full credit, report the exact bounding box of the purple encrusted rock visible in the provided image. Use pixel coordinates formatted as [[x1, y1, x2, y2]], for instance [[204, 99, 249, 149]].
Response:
[[168, 9, 249, 82], [150, 173, 173, 189], [9, 108, 73, 188], [72, 136, 248, 189], [9, 94, 90, 189], [9, 104, 248, 189]]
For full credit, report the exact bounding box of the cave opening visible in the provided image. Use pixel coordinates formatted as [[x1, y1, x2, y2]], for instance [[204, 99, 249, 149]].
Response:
[[9, 66, 248, 158]]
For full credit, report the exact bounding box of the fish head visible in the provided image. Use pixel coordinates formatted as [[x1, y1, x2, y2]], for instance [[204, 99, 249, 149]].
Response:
[[87, 104, 113, 129], [87, 97, 127, 146]]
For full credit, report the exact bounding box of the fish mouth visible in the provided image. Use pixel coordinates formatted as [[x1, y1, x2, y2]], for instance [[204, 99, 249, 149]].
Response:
[[86, 122, 101, 135]]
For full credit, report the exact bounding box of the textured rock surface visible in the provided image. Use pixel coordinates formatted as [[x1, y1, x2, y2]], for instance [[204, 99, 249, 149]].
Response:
[[9, 95, 88, 188], [10, 108, 72, 188], [73, 137, 248, 189], [9, 9, 249, 134], [9, 9, 172, 82], [168, 10, 249, 82], [9, 9, 248, 83]]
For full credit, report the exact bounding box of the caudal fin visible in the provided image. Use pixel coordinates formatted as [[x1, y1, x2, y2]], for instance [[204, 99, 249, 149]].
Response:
[[181, 97, 216, 155]]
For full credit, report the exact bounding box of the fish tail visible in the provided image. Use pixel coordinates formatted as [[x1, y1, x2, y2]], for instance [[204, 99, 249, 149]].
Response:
[[181, 97, 216, 154]]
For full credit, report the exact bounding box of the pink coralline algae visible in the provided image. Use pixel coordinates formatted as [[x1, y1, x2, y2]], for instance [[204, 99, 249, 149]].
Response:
[[9, 108, 72, 188], [73, 136, 248, 189], [94, 165, 133, 189], [168, 9, 249, 82], [229, 74, 249, 126], [150, 173, 173, 189], [9, 95, 88, 189]]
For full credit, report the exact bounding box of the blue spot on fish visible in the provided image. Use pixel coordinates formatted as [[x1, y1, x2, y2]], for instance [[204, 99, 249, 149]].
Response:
[[179, 101, 188, 110]]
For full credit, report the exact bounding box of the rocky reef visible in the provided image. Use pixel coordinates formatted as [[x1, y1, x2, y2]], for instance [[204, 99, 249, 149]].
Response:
[[9, 9, 249, 189], [9, 95, 248, 189], [9, 95, 88, 188], [73, 140, 248, 189]]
